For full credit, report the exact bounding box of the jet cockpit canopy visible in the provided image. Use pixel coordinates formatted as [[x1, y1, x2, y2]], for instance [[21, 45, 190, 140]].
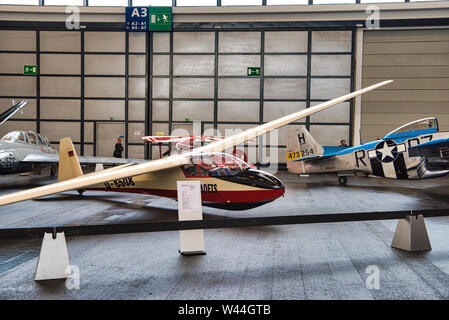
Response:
[[1, 130, 52, 147], [1, 131, 27, 143]]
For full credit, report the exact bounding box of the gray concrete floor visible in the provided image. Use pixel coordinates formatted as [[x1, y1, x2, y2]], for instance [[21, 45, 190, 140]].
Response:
[[1, 172, 449, 299]]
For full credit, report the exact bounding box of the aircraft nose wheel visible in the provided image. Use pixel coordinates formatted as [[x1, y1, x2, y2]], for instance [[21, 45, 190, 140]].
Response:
[[77, 189, 85, 195], [338, 176, 348, 186]]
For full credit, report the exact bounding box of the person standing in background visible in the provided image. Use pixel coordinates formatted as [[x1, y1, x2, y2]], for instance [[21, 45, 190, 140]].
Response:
[[339, 139, 348, 147], [113, 137, 124, 158]]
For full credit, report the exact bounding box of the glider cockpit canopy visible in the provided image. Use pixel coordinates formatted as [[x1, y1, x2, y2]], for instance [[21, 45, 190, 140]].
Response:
[[183, 152, 251, 177]]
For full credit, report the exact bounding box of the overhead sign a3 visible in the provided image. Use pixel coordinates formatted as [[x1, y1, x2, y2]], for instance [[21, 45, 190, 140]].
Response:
[[126, 6, 172, 32], [126, 7, 148, 31]]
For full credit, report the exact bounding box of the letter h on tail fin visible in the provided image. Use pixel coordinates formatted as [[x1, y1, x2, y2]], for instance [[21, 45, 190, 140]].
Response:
[[286, 126, 324, 162]]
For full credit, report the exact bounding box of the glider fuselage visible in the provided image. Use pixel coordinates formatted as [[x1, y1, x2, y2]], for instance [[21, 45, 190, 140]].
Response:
[[88, 166, 285, 210]]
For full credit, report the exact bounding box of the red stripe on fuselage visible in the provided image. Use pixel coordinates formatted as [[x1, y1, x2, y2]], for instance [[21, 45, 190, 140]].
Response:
[[87, 187, 285, 204]]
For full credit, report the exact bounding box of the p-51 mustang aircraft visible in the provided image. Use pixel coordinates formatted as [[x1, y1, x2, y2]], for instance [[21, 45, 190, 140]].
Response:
[[0, 80, 392, 210], [286, 116, 449, 185]]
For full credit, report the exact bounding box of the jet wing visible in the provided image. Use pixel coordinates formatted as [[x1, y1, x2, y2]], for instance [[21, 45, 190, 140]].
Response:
[[0, 100, 28, 126], [21, 153, 147, 165], [0, 80, 393, 206], [0, 154, 190, 206]]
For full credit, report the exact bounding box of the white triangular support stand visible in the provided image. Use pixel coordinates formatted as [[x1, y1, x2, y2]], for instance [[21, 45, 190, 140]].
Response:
[[95, 163, 104, 172], [35, 232, 71, 281], [391, 214, 432, 252], [177, 180, 206, 256]]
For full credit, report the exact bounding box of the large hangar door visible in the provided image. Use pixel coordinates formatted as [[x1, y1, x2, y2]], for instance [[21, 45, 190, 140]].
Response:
[[150, 30, 354, 164], [361, 29, 449, 143], [0, 30, 147, 159]]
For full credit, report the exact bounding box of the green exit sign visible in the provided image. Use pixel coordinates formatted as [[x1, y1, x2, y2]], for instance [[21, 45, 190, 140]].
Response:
[[247, 67, 261, 77], [24, 65, 37, 75], [149, 7, 172, 31]]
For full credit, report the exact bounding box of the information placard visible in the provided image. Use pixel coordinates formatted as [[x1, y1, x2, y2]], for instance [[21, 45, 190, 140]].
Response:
[[177, 180, 205, 255], [177, 180, 202, 217]]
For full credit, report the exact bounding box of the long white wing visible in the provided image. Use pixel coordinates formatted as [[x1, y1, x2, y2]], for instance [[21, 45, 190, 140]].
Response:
[[195, 80, 393, 154], [0, 80, 392, 207], [0, 154, 189, 206]]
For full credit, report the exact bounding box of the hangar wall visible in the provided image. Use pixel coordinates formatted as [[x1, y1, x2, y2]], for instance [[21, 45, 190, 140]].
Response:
[[0, 26, 353, 163], [151, 29, 352, 163], [361, 28, 449, 143], [0, 30, 147, 159], [1, 3, 448, 163]]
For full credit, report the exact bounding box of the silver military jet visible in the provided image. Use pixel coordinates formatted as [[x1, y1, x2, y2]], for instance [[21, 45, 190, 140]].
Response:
[[0, 129, 146, 175], [0, 100, 144, 175], [0, 100, 57, 174], [0, 130, 58, 175]]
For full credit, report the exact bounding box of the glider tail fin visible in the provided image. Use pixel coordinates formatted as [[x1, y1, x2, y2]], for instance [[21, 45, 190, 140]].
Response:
[[58, 137, 83, 182], [286, 126, 324, 163]]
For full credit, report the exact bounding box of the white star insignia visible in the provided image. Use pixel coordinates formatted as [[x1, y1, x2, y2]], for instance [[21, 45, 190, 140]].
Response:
[[379, 143, 396, 161]]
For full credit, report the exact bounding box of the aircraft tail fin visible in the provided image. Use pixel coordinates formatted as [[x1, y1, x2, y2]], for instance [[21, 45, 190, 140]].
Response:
[[286, 126, 324, 162], [58, 137, 83, 182]]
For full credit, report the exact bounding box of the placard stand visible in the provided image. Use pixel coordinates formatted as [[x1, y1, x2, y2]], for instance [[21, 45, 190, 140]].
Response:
[[177, 180, 206, 256], [35, 232, 71, 281], [391, 214, 431, 252]]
